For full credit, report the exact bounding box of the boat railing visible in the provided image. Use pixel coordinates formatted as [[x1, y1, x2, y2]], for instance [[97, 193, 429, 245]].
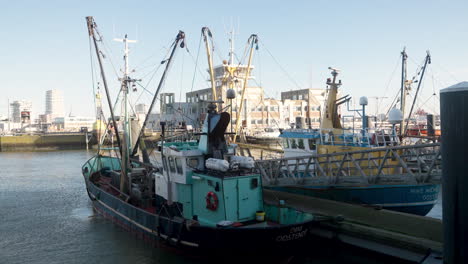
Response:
[[255, 143, 441, 186], [317, 128, 399, 147]]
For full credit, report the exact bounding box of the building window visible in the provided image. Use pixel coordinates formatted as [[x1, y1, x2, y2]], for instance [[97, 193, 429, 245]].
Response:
[[292, 95, 297, 100], [299, 95, 303, 100], [251, 120, 256, 124], [304, 106, 308, 111], [296, 106, 301, 111]]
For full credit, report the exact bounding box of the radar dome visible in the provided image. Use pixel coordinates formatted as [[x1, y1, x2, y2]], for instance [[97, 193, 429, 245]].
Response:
[[388, 108, 403, 124], [359, 96, 368, 106], [226, 88, 236, 99]]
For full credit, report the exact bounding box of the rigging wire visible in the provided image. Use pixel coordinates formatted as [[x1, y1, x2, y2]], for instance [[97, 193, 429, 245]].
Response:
[[256, 46, 263, 87], [432, 61, 459, 83], [258, 40, 303, 90], [133, 38, 175, 71], [95, 28, 121, 80], [190, 33, 203, 93], [211, 37, 227, 63], [176, 49, 186, 123], [88, 38, 98, 116], [380, 53, 402, 106], [142, 43, 174, 93]]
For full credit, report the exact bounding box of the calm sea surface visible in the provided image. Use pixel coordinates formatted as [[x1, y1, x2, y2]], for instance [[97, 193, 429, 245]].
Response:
[[0, 150, 441, 264]]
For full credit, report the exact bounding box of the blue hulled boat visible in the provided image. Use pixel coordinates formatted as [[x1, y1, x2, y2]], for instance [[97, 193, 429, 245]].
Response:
[[264, 68, 441, 216]]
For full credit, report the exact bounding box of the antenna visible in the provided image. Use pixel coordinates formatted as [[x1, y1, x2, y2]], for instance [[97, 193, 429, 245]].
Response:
[[113, 35, 137, 77], [112, 19, 116, 39]]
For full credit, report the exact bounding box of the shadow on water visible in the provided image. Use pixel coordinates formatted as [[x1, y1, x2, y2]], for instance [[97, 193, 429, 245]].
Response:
[[0, 150, 437, 264]]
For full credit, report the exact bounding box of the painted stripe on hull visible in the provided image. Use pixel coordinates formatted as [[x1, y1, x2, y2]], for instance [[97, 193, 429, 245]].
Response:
[[371, 201, 437, 207], [270, 184, 440, 216], [90, 192, 199, 247], [86, 181, 317, 252]]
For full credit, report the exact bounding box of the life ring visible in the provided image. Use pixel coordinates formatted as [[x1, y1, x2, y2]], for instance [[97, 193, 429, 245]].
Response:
[[205, 191, 219, 211]]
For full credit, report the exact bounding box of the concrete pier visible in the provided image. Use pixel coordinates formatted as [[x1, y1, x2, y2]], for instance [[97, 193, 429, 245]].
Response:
[[0, 133, 90, 152]]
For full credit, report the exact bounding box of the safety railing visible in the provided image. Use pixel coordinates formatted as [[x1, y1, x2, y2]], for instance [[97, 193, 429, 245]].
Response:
[[256, 143, 441, 186]]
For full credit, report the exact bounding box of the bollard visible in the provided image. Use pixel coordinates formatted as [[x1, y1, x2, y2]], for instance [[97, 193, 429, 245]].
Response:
[[427, 114, 435, 137], [440, 82, 468, 264]]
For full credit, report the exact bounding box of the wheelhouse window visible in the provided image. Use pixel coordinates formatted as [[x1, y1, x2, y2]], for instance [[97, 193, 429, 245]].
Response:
[[291, 139, 297, 149], [308, 139, 316, 150], [187, 158, 199, 169], [175, 158, 183, 174], [162, 157, 169, 171], [298, 139, 305, 149], [282, 138, 290, 148], [168, 157, 176, 173]]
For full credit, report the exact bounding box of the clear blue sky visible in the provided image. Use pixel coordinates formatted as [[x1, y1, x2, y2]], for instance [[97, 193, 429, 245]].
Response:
[[1, 0, 467, 117]]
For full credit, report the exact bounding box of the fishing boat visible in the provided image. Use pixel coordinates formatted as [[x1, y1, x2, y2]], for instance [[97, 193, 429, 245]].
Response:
[[260, 67, 441, 216], [245, 127, 281, 145], [82, 17, 317, 253]]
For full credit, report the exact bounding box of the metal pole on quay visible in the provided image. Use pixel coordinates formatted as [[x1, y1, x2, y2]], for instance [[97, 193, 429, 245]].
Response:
[[440, 82, 468, 264]]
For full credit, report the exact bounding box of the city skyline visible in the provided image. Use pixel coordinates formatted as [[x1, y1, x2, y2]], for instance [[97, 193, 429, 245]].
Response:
[[1, 1, 466, 118]]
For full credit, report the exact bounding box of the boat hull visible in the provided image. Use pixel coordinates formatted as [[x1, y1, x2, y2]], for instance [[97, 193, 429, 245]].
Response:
[[269, 184, 440, 216], [245, 135, 281, 145], [85, 178, 316, 254]]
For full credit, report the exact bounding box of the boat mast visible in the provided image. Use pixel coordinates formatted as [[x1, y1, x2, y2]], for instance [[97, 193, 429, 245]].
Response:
[[86, 16, 123, 157], [114, 34, 138, 193], [233, 34, 258, 143], [320, 67, 343, 132], [404, 51, 431, 136], [399, 48, 408, 137], [202, 27, 218, 102], [131, 31, 186, 157], [229, 29, 235, 65]]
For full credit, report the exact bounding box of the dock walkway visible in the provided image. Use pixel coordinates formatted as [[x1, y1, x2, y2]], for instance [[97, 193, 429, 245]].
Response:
[[264, 189, 442, 263]]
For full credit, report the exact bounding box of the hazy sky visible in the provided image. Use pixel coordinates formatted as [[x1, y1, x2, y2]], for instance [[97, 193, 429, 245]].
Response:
[[1, 0, 467, 118]]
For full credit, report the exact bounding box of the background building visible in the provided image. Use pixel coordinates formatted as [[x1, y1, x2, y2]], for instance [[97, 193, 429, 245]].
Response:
[[281, 88, 324, 128], [10, 100, 32, 123], [45, 89, 65, 119], [53, 116, 96, 132], [135, 103, 147, 114]]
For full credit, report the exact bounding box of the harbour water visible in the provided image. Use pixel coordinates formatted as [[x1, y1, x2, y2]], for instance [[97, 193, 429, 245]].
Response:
[[0, 150, 441, 264]]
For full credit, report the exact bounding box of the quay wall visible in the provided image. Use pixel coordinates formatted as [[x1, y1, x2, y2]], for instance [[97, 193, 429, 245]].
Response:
[[0, 134, 89, 152]]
